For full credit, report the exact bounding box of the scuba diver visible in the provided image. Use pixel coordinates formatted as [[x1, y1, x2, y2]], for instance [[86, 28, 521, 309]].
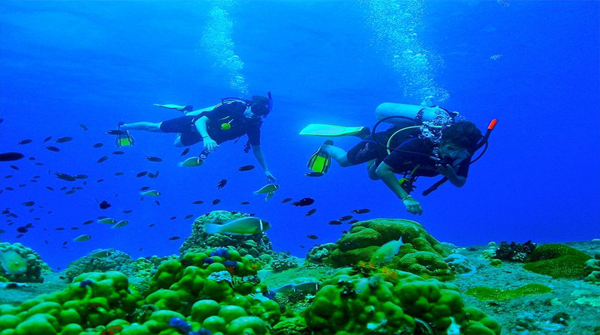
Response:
[[302, 103, 497, 215], [111, 93, 276, 183]]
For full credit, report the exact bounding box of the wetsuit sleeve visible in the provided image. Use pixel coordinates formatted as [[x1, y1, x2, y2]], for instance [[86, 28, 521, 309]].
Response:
[[247, 126, 261, 146]]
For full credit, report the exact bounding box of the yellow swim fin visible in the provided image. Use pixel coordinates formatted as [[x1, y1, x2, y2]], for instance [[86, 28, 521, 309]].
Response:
[[300, 124, 369, 137], [307, 140, 333, 174]]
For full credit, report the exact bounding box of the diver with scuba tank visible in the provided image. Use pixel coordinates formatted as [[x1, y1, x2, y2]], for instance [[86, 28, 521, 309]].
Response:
[[303, 103, 497, 215]]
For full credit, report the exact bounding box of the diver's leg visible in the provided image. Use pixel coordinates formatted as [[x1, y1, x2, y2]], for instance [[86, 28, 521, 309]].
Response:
[[367, 160, 381, 180], [120, 122, 162, 132], [173, 135, 185, 147], [323, 144, 353, 167]]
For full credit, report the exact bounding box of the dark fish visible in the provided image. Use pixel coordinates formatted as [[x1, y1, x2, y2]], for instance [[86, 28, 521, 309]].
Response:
[[22, 201, 35, 207], [136, 171, 148, 177], [282, 198, 292, 203], [293, 198, 315, 207], [107, 130, 126, 135], [80, 124, 88, 131], [83, 220, 93, 225], [5, 187, 14, 191], [35, 162, 44, 166], [71, 227, 79, 230], [16, 234, 23, 238], [62, 241, 67, 246], [18, 139, 32, 145], [65, 190, 76, 195], [99, 201, 111, 209], [114, 172, 124, 176], [328, 220, 343, 225], [217, 179, 227, 189], [192, 200, 204, 205], [28, 157, 36, 160], [43, 136, 52, 143], [19, 184, 26, 188], [5, 175, 13, 179], [180, 148, 190, 156], [305, 172, 324, 177], [33, 175, 41, 179], [92, 143, 103, 148], [60, 186, 67, 191], [97, 156, 108, 163], [97, 179, 104, 183], [56, 137, 73, 143], [112, 151, 125, 155], [55, 172, 76, 181], [168, 236, 180, 240], [154, 200, 160, 206], [212, 199, 221, 206], [240, 202, 250, 205], [352, 209, 371, 214], [169, 216, 177, 220], [342, 230, 348, 234], [123, 210, 132, 214], [300, 245, 305, 249], [146, 156, 163, 162], [348, 220, 359, 224], [307, 235, 319, 240], [46, 146, 60, 152], [74, 174, 88, 179], [17, 227, 28, 233], [56, 228, 65, 231], [185, 214, 194, 219], [148, 171, 160, 179], [305, 209, 317, 217], [148, 224, 155, 227], [8, 165, 19, 170], [0, 152, 25, 162], [339, 215, 353, 221], [237, 165, 255, 171], [140, 186, 150, 191]]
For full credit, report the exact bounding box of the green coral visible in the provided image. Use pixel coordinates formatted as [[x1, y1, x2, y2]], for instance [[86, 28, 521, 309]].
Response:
[[304, 268, 501, 335], [0, 242, 50, 283], [523, 244, 592, 278], [466, 284, 552, 301]]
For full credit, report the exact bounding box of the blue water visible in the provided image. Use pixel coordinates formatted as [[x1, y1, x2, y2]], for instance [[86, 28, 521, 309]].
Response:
[[1, 0, 598, 270]]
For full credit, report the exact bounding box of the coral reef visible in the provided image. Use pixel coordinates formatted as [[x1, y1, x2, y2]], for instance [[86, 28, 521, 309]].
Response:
[[0, 242, 50, 283], [493, 240, 536, 262], [583, 253, 600, 284], [523, 244, 592, 279], [445, 254, 477, 276], [466, 284, 552, 301], [305, 243, 336, 264], [269, 252, 300, 272]]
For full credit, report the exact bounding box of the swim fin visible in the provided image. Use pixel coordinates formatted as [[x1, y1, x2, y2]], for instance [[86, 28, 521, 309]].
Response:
[[113, 122, 134, 148], [307, 140, 333, 174], [153, 104, 193, 112], [300, 124, 370, 138]]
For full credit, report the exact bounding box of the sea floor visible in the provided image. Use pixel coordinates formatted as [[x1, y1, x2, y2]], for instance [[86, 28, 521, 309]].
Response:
[[1, 241, 599, 334]]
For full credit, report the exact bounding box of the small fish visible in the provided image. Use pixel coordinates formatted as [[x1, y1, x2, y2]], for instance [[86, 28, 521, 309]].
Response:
[[169, 216, 177, 220], [148, 171, 160, 179], [148, 224, 155, 227], [180, 148, 190, 156], [307, 235, 319, 240], [22, 201, 35, 207], [154, 200, 160, 206], [74, 174, 88, 179], [192, 200, 204, 205], [136, 171, 148, 177], [9, 165, 19, 170], [92, 143, 103, 148], [328, 220, 343, 225], [55, 172, 76, 181], [17, 227, 28, 233], [185, 214, 194, 219], [99, 200, 111, 209], [35, 162, 44, 166], [179, 157, 204, 167], [55, 136, 73, 143], [65, 190, 76, 195], [348, 219, 359, 224], [146, 156, 163, 162], [217, 179, 227, 189], [83, 220, 93, 225], [80, 124, 88, 131], [282, 198, 292, 204], [168, 236, 180, 240], [371, 237, 404, 264], [351, 208, 371, 214], [46, 146, 60, 152], [293, 198, 314, 207], [305, 209, 317, 217], [339, 215, 353, 221], [205, 217, 271, 236], [60, 186, 67, 190], [112, 220, 129, 228], [28, 157, 36, 160], [18, 139, 32, 145], [0, 152, 25, 162], [212, 199, 221, 206], [140, 190, 160, 197], [254, 184, 279, 195], [237, 165, 255, 171], [112, 151, 125, 155], [97, 179, 104, 183], [114, 172, 124, 176], [43, 136, 52, 143], [97, 218, 117, 224], [490, 54, 503, 60], [0, 250, 27, 275], [74, 235, 92, 242], [123, 210, 132, 214], [305, 172, 324, 177], [97, 156, 109, 163], [91, 250, 110, 258], [240, 202, 250, 205], [71, 227, 79, 230]]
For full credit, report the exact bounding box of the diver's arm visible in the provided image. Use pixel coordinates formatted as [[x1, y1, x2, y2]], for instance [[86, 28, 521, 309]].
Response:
[[436, 164, 466, 187], [194, 117, 218, 152], [252, 146, 276, 182], [376, 162, 422, 215]]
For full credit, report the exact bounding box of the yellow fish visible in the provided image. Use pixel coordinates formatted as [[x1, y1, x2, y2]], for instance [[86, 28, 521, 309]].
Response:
[[112, 220, 129, 228], [140, 190, 160, 197], [74, 235, 92, 242], [179, 157, 204, 167], [254, 184, 279, 194], [97, 218, 117, 224], [0, 250, 27, 275], [370, 237, 404, 264], [205, 217, 271, 236]]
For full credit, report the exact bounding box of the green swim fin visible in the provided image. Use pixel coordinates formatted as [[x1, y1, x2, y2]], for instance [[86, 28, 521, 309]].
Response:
[[307, 140, 333, 174], [300, 124, 369, 137]]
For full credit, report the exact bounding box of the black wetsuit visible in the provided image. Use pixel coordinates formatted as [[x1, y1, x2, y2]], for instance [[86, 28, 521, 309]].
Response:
[[159, 101, 262, 147]]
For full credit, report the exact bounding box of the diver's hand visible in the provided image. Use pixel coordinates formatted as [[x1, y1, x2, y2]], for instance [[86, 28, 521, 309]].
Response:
[[265, 171, 276, 183], [203, 138, 218, 152], [436, 164, 457, 179], [402, 197, 423, 215]]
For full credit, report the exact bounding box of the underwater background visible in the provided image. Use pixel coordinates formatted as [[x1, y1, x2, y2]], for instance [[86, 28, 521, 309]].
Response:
[[1, 0, 599, 272]]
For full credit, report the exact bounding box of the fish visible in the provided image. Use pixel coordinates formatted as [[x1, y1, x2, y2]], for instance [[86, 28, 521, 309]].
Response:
[[43, 136, 52, 143], [254, 184, 279, 195], [97, 179, 104, 183], [305, 172, 324, 177], [4, 175, 13, 179], [240, 202, 250, 205], [282, 198, 292, 203], [237, 165, 255, 171], [65, 190, 76, 195], [146, 156, 163, 162], [115, 172, 124, 176], [91, 250, 110, 258], [212, 199, 221, 206], [99, 201, 111, 209], [180, 148, 190, 156], [148, 171, 160, 179], [46, 146, 60, 152], [123, 210, 133, 214], [351, 208, 371, 214], [113, 151, 125, 155], [169, 216, 177, 220], [80, 124, 88, 131], [217, 179, 227, 189], [35, 162, 44, 166], [112, 220, 129, 228], [97, 218, 117, 224], [136, 171, 148, 178], [55, 172, 76, 181], [140, 190, 160, 197], [292, 198, 314, 207], [92, 143, 103, 148], [83, 220, 94, 225], [168, 236, 180, 240], [305, 209, 317, 217], [28, 157, 36, 160], [9, 165, 19, 171], [307, 235, 319, 240], [370, 237, 404, 264], [22, 201, 35, 207], [490, 54, 503, 60], [0, 152, 25, 162], [75, 174, 88, 179], [74, 235, 92, 242], [205, 217, 271, 236], [149, 224, 155, 227], [60, 186, 67, 190], [18, 139, 32, 145], [0, 230, 5, 234], [0, 250, 27, 275], [339, 215, 353, 221], [17, 227, 28, 233], [192, 200, 204, 205], [154, 200, 160, 206], [184, 214, 194, 219], [348, 220, 359, 224], [328, 220, 343, 225], [97, 156, 109, 163], [179, 157, 204, 167], [55, 136, 73, 143]]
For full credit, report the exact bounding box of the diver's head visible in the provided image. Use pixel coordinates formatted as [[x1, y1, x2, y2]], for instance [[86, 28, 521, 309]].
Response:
[[439, 121, 483, 158], [249, 95, 270, 117]]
